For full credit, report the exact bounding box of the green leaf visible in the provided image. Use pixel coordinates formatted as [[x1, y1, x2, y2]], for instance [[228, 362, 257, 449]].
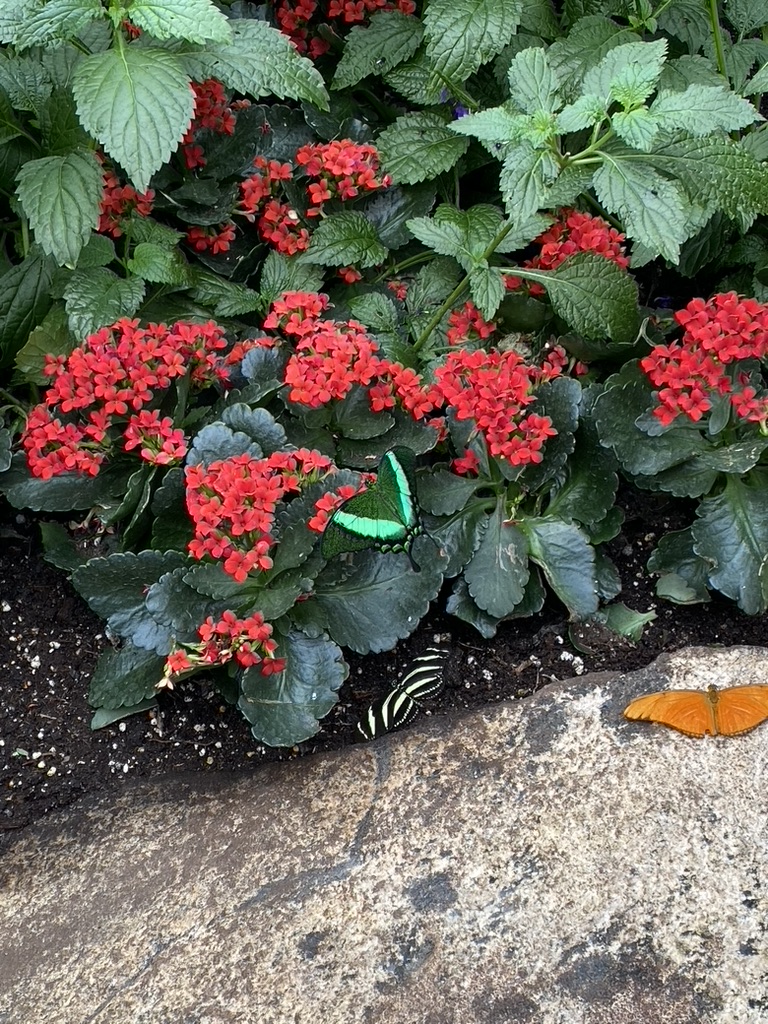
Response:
[[547, 407, 618, 525], [91, 699, 158, 730], [363, 183, 437, 250], [445, 577, 502, 637], [650, 85, 761, 136], [520, 517, 598, 617], [4, 0, 103, 49], [648, 527, 711, 605], [259, 251, 325, 308], [507, 46, 560, 113], [582, 40, 667, 104], [0, 249, 55, 368], [76, 232, 117, 269], [220, 404, 287, 454], [464, 500, 530, 617], [72, 550, 190, 653], [304, 211, 387, 268], [519, 0, 558, 38], [39, 87, 93, 155], [469, 265, 505, 319], [645, 133, 768, 226], [183, 20, 329, 112], [423, 506, 488, 577], [308, 534, 447, 653], [556, 93, 607, 132], [73, 47, 194, 194], [593, 363, 709, 475], [376, 111, 470, 186], [611, 107, 658, 152], [127, 242, 191, 286], [332, 11, 424, 90], [692, 473, 768, 615], [15, 151, 104, 268], [333, 384, 394, 439], [407, 203, 506, 273], [63, 268, 146, 338], [14, 305, 71, 384], [450, 103, 529, 145], [518, 376, 582, 490], [593, 154, 686, 263], [423, 0, 523, 89], [548, 16, 640, 96], [238, 631, 347, 747], [418, 466, 480, 515], [127, 0, 232, 44], [383, 48, 443, 105], [517, 252, 638, 342], [499, 143, 559, 222], [189, 271, 261, 317], [0, 454, 131, 512], [89, 640, 164, 711], [187, 423, 263, 467], [0, 52, 53, 111], [748, 63, 768, 94]]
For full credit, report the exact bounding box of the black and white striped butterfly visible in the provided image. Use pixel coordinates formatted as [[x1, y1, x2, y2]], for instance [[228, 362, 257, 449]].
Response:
[[355, 647, 448, 741]]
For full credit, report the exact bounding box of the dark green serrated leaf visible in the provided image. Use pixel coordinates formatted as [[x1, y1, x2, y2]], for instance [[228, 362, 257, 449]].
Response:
[[220, 404, 287, 454], [423, 0, 523, 89], [363, 183, 436, 250], [187, 423, 263, 467], [422, 506, 487, 577], [72, 550, 189, 653], [517, 376, 581, 490], [304, 211, 387, 269], [88, 640, 163, 714], [333, 384, 394, 440], [309, 534, 446, 653], [376, 111, 470, 185], [14, 305, 73, 385], [332, 11, 424, 90], [692, 473, 768, 615], [520, 516, 598, 616], [0, 249, 55, 368], [464, 499, 530, 617], [0, 453, 131, 512], [418, 467, 480, 515], [647, 527, 711, 604], [63, 268, 145, 339], [445, 576, 502, 637], [238, 631, 347, 747]]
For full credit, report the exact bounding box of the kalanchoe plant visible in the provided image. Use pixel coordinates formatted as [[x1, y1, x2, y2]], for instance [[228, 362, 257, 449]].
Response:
[[594, 292, 768, 615]]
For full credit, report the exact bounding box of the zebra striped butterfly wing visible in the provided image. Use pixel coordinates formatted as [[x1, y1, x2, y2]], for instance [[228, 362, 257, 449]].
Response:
[[355, 647, 448, 741], [321, 447, 423, 570]]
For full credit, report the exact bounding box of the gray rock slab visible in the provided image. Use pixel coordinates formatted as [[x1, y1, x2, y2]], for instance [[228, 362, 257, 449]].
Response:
[[1, 645, 767, 1024]]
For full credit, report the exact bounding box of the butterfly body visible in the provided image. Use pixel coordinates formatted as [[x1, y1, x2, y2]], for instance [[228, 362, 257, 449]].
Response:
[[623, 684, 768, 737], [356, 647, 447, 741], [322, 447, 422, 568]]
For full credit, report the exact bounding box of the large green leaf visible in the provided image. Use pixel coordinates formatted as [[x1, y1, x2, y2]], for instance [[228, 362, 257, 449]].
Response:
[[3, 0, 103, 49], [0, 249, 55, 367], [306, 534, 447, 653], [376, 112, 470, 185], [127, 0, 232, 44], [0, 454, 130, 512], [423, 0, 523, 88], [647, 527, 712, 605], [88, 640, 164, 711], [692, 473, 768, 615], [15, 151, 103, 267], [517, 251, 638, 342], [238, 631, 347, 747], [63, 268, 146, 338], [72, 551, 190, 654], [520, 516, 598, 617], [418, 466, 480, 515], [73, 47, 195, 193], [182, 20, 329, 111], [332, 11, 424, 90], [304, 211, 388, 268], [464, 499, 530, 617]]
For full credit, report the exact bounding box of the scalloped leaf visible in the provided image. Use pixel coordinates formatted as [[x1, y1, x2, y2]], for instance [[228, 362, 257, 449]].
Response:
[[464, 499, 530, 617], [520, 516, 598, 617], [307, 534, 447, 653], [0, 249, 55, 369], [4, 0, 103, 50], [72, 550, 189, 653], [88, 640, 164, 711], [127, 0, 232, 44], [423, 0, 523, 89], [332, 11, 424, 90], [304, 211, 387, 268], [73, 47, 195, 193], [238, 631, 347, 747]]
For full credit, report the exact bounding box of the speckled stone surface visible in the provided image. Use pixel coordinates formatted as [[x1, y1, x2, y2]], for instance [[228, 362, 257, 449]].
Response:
[[1, 646, 767, 1024]]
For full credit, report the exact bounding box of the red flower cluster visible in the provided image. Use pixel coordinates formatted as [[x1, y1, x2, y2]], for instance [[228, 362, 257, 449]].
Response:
[[98, 168, 154, 238], [432, 348, 559, 465], [181, 79, 249, 171], [505, 210, 629, 297], [186, 222, 237, 254], [295, 141, 391, 217], [185, 447, 333, 582], [276, 0, 414, 54], [251, 292, 440, 422], [161, 610, 285, 686], [22, 319, 227, 479], [446, 301, 496, 346], [238, 156, 309, 256], [641, 293, 768, 427]]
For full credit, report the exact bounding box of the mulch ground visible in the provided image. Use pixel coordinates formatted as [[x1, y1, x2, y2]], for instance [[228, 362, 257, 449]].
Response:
[[2, 486, 767, 852]]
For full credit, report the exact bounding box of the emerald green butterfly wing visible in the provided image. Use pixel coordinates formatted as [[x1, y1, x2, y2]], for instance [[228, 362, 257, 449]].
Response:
[[321, 447, 422, 565]]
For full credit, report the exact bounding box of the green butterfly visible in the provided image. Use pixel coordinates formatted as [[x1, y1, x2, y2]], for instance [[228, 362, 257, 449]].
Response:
[[321, 447, 423, 571]]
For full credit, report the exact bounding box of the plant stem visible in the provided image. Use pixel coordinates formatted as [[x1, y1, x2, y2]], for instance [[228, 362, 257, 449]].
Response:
[[706, 0, 729, 80]]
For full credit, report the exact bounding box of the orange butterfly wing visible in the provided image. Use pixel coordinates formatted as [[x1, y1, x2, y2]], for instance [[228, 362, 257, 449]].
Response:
[[713, 685, 768, 736], [623, 689, 717, 737]]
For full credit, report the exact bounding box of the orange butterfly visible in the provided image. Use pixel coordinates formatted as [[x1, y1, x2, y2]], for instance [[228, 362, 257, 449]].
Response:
[[623, 684, 768, 738]]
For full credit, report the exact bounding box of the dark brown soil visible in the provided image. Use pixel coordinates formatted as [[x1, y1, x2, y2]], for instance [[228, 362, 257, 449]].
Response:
[[2, 487, 767, 852]]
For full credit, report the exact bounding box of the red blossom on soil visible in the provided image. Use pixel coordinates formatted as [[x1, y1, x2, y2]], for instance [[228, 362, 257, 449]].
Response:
[[641, 292, 768, 427], [505, 210, 629, 297], [432, 348, 559, 465], [22, 319, 227, 479], [185, 448, 334, 581]]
